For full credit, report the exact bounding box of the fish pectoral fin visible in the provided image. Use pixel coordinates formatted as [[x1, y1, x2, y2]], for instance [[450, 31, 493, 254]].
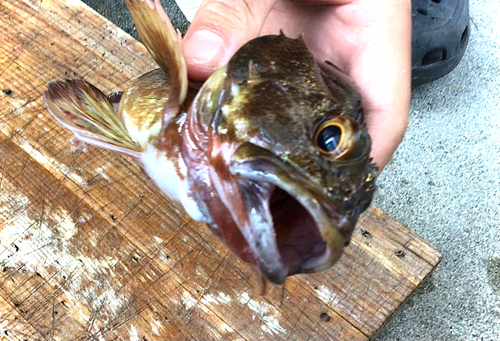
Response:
[[125, 0, 187, 105], [43, 80, 142, 158], [118, 68, 178, 148]]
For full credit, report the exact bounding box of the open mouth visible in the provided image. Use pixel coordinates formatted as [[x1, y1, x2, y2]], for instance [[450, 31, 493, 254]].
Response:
[[230, 143, 347, 284], [270, 186, 328, 276], [238, 178, 345, 284]]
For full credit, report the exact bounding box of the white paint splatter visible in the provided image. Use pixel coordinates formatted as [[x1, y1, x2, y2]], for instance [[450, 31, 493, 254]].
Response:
[[0, 188, 126, 323], [95, 166, 110, 180], [80, 282, 125, 315], [151, 319, 162, 335], [129, 324, 140, 341], [237, 292, 286, 335], [0, 192, 29, 217], [181, 290, 198, 310], [200, 292, 233, 305], [55, 207, 78, 241], [316, 285, 333, 303], [179, 290, 236, 337], [315, 285, 341, 306], [5, 98, 35, 111], [17, 139, 85, 185]]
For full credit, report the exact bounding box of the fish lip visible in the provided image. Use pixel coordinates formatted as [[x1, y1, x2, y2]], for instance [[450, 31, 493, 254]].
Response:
[[230, 143, 348, 283]]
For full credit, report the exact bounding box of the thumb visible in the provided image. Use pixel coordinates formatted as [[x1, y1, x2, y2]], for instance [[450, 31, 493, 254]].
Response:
[[183, 0, 276, 81]]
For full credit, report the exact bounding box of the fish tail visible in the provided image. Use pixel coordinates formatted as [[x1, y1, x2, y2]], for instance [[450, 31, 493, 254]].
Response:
[[43, 79, 143, 158]]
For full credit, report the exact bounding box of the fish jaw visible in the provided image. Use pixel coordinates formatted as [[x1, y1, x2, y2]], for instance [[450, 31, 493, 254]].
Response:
[[234, 171, 346, 282], [229, 142, 374, 283]]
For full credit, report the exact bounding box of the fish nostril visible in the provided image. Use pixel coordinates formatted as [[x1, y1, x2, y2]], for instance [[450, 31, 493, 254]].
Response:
[[422, 48, 447, 65]]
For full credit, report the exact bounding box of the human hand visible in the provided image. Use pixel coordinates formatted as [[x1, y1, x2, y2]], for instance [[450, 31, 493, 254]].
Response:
[[182, 0, 411, 171]]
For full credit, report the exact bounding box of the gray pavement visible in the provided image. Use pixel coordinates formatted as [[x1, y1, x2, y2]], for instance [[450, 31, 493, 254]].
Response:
[[82, 0, 500, 339], [374, 1, 500, 339]]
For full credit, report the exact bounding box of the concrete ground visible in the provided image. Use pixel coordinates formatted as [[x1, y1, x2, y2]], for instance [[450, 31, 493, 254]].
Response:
[[82, 0, 500, 339]]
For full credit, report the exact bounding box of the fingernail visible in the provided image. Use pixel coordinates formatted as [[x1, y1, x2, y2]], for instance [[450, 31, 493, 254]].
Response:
[[184, 30, 226, 68]]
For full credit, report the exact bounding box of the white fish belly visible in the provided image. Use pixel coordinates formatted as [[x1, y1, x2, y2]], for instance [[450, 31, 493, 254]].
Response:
[[140, 146, 206, 222]]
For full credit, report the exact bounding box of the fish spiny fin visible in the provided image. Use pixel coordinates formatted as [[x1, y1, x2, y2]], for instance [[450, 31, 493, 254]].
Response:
[[125, 0, 187, 105], [43, 80, 142, 158]]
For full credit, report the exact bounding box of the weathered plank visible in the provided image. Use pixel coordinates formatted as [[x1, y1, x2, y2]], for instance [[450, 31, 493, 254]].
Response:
[[0, 0, 441, 340]]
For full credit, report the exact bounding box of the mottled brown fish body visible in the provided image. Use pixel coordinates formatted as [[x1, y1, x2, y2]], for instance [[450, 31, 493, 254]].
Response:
[[43, 0, 377, 286]]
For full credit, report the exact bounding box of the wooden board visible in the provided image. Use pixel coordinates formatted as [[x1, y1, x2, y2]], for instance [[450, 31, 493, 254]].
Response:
[[0, 1, 441, 340]]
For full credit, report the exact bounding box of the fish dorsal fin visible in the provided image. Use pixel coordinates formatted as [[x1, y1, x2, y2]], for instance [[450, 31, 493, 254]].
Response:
[[126, 0, 187, 107]]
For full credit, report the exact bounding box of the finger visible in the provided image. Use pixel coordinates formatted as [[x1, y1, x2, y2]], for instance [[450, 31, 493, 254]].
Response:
[[289, 0, 352, 4], [352, 1, 411, 170], [365, 107, 409, 171], [183, 0, 277, 81]]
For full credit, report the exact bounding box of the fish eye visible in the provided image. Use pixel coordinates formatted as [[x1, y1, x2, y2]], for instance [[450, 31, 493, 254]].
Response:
[[314, 117, 365, 160], [316, 123, 343, 154]]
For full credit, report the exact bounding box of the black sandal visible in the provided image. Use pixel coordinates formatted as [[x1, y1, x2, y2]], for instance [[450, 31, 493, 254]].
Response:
[[411, 0, 470, 86]]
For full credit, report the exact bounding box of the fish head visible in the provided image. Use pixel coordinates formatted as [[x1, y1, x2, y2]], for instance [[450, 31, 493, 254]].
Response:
[[201, 34, 377, 284]]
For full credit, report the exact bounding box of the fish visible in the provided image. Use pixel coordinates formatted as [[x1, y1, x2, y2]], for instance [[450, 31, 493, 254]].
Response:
[[43, 0, 377, 286]]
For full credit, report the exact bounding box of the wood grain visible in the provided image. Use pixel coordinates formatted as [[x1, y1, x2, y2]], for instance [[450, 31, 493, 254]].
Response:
[[0, 0, 441, 340]]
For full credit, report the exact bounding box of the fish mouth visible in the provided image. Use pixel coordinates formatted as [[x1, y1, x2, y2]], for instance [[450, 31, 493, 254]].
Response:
[[230, 142, 351, 284]]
